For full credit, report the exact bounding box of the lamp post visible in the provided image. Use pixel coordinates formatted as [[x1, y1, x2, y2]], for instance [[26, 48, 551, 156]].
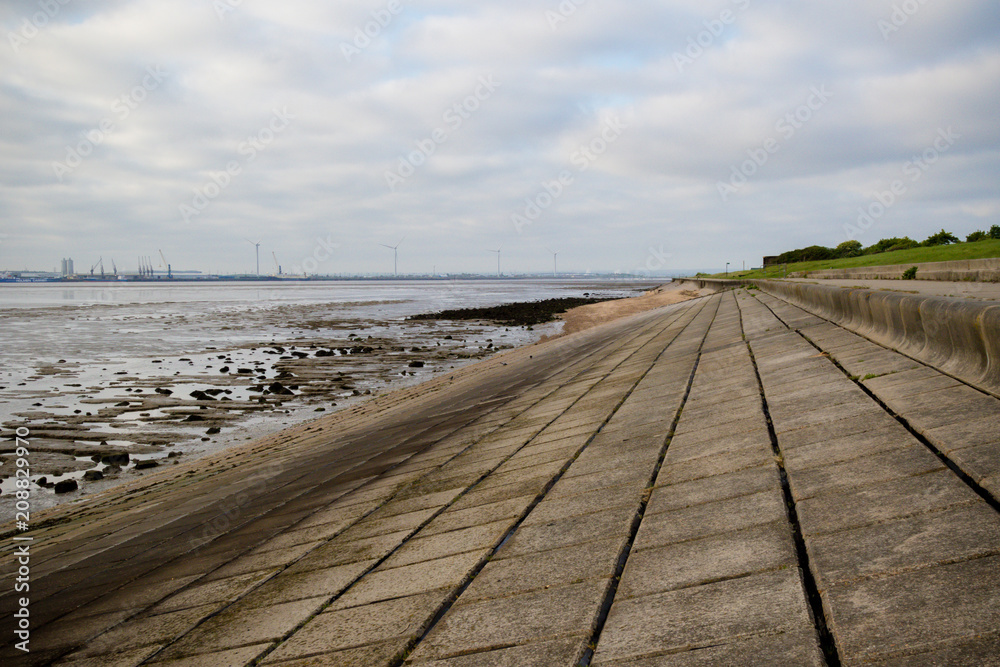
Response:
[[725, 262, 730, 276]]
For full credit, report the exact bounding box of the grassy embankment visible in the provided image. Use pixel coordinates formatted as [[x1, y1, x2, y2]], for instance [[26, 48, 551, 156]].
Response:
[[704, 239, 1000, 280]]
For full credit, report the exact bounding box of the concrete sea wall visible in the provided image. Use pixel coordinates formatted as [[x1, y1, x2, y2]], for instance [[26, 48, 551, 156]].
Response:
[[684, 278, 1000, 395]]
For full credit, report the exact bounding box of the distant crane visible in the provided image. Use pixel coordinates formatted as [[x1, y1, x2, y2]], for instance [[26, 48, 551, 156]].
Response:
[[379, 237, 404, 276], [546, 248, 558, 277], [486, 246, 501, 277], [272, 251, 281, 275], [158, 249, 172, 279], [245, 239, 261, 275], [110, 258, 118, 276], [90, 257, 104, 278]]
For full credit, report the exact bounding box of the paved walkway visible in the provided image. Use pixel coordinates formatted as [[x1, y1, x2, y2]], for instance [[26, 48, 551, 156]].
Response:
[[2, 289, 998, 666]]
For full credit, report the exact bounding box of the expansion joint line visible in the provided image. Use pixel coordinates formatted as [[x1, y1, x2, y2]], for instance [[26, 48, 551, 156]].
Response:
[[576, 294, 722, 667], [393, 299, 716, 667], [736, 290, 842, 667], [746, 291, 1000, 514]]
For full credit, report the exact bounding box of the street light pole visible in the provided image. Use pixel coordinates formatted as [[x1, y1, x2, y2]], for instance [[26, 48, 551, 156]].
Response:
[[725, 262, 730, 276]]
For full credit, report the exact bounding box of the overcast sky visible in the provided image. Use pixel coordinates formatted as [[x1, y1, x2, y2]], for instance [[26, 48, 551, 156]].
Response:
[[2, 0, 998, 276]]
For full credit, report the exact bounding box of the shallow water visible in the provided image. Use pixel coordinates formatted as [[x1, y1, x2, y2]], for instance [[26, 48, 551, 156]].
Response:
[[0, 279, 656, 518]]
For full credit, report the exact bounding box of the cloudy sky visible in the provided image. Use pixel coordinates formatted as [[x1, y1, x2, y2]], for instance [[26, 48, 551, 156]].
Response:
[[2, 0, 998, 276]]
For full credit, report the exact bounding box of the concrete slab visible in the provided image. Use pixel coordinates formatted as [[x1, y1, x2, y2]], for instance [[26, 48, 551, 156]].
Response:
[[826, 555, 1000, 663], [495, 505, 636, 560], [923, 415, 1000, 454], [63, 604, 219, 660], [202, 541, 324, 581], [284, 530, 411, 574], [866, 631, 1000, 666], [406, 635, 586, 666], [522, 481, 646, 525], [657, 442, 772, 484], [156, 596, 326, 660], [461, 536, 623, 604], [381, 519, 512, 569], [336, 549, 488, 608], [636, 488, 787, 548], [591, 628, 823, 666], [781, 426, 909, 472], [795, 469, 979, 536], [592, 568, 814, 664], [147, 643, 271, 666], [786, 446, 943, 501], [235, 561, 375, 609], [619, 520, 797, 599], [648, 465, 781, 513], [408, 579, 608, 662], [420, 496, 533, 537], [151, 571, 277, 615], [807, 504, 1000, 589], [263, 590, 443, 662]]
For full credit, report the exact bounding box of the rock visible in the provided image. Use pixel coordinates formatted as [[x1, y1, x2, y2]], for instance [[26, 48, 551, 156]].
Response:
[[315, 407, 326, 411], [238, 368, 254, 374], [54, 479, 78, 494], [409, 361, 425, 368], [134, 460, 158, 470], [206, 427, 221, 434], [101, 452, 129, 466], [83, 470, 103, 481], [155, 388, 173, 395], [36, 476, 49, 487], [184, 414, 205, 422], [167, 451, 181, 458], [189, 390, 213, 401], [444, 335, 453, 339], [219, 366, 230, 373], [115, 401, 131, 407]]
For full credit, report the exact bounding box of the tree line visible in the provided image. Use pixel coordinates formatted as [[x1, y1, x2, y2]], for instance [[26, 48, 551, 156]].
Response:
[[774, 225, 1000, 264]]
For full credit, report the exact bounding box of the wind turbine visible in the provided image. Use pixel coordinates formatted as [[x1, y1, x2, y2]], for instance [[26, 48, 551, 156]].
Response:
[[487, 246, 502, 277], [545, 248, 558, 277], [245, 238, 261, 275], [379, 237, 404, 276]]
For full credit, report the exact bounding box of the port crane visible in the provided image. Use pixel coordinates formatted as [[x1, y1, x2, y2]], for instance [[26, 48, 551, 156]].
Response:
[[272, 251, 281, 276], [90, 257, 104, 278], [158, 250, 172, 279]]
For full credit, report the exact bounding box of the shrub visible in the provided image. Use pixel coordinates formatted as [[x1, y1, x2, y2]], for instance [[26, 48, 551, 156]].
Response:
[[863, 237, 918, 255], [834, 240, 863, 258], [966, 230, 988, 242], [921, 229, 959, 246], [990, 225, 1000, 240], [902, 266, 918, 280]]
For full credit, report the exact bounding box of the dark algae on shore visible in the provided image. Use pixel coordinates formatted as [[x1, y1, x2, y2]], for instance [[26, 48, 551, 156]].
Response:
[[410, 296, 619, 327]]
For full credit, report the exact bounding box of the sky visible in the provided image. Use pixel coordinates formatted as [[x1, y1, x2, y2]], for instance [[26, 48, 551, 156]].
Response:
[[1, 0, 998, 276]]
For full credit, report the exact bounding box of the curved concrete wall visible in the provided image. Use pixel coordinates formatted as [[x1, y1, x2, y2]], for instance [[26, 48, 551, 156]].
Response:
[[681, 278, 1000, 395]]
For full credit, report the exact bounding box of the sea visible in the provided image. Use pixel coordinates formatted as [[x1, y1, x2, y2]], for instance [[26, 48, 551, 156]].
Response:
[[0, 279, 658, 517]]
